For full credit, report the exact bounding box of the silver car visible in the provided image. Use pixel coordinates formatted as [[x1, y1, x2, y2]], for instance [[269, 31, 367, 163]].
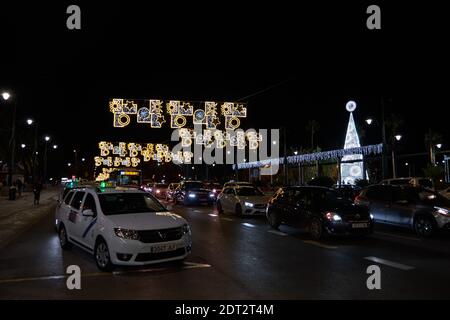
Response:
[[217, 186, 270, 216]]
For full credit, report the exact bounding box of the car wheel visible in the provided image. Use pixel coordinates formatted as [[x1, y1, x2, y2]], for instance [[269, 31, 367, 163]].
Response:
[[267, 209, 281, 229], [414, 215, 436, 238], [217, 200, 224, 214], [58, 224, 72, 250], [94, 238, 114, 272], [235, 203, 243, 216], [309, 218, 323, 240]]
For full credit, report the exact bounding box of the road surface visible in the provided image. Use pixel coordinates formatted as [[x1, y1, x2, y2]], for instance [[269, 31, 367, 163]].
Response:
[[1, 200, 450, 299]]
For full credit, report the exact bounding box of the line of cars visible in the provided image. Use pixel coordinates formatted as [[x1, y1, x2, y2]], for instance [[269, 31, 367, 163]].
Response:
[[214, 178, 450, 240]]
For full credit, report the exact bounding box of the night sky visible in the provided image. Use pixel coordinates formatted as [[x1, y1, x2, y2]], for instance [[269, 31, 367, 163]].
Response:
[[2, 2, 449, 178]]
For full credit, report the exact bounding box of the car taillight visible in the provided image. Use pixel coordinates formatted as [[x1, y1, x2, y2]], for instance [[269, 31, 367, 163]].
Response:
[[355, 195, 368, 203]]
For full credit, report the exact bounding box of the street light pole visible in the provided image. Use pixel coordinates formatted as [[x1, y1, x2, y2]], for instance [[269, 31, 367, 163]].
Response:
[[43, 136, 50, 183], [282, 126, 287, 186], [27, 119, 39, 183], [381, 97, 388, 180], [392, 135, 402, 179], [2, 92, 17, 188]]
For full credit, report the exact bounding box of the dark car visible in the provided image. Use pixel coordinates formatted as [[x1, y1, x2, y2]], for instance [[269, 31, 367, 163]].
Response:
[[204, 182, 223, 201], [355, 185, 450, 237], [174, 181, 215, 206], [266, 186, 373, 239], [151, 183, 169, 199]]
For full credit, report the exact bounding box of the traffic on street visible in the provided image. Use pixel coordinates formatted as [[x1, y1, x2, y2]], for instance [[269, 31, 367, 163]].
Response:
[[1, 2, 450, 314]]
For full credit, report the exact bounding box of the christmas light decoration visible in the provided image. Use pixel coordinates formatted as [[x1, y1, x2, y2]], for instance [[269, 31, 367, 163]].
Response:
[[95, 141, 193, 167], [340, 101, 365, 185], [235, 144, 383, 169], [109, 98, 247, 130]]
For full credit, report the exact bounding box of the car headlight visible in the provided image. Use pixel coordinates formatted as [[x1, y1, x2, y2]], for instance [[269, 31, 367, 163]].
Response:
[[209, 193, 215, 198], [114, 228, 140, 240], [188, 193, 196, 198], [325, 212, 342, 222], [182, 224, 191, 235], [370, 213, 374, 220], [244, 202, 254, 208], [156, 189, 161, 193], [434, 206, 450, 217]]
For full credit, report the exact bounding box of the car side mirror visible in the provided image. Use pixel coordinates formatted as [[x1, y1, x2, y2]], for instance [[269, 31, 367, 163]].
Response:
[[82, 209, 95, 217]]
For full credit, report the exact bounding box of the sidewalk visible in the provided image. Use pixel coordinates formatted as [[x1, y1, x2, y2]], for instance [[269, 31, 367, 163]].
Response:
[[0, 187, 61, 249]]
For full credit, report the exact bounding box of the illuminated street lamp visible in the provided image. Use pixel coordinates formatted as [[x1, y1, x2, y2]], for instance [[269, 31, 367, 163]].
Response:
[[68, 163, 71, 167], [394, 135, 402, 141], [365, 118, 373, 125], [436, 143, 442, 149], [21, 144, 26, 149], [26, 118, 33, 125], [53, 145, 58, 149], [2, 91, 11, 100], [294, 151, 298, 155]]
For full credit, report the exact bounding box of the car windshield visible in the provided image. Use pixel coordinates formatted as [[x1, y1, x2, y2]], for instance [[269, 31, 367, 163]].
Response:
[[236, 187, 264, 196], [319, 190, 351, 206], [98, 193, 167, 215], [184, 182, 204, 189]]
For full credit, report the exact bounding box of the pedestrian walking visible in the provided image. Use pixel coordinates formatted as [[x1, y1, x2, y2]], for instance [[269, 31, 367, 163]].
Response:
[[33, 181, 42, 205]]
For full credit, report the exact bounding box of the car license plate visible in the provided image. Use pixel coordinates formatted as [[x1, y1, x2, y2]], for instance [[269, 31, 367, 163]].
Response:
[[150, 244, 177, 253], [352, 223, 368, 229]]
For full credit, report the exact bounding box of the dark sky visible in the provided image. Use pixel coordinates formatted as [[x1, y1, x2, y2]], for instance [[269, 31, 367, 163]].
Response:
[[1, 1, 449, 176]]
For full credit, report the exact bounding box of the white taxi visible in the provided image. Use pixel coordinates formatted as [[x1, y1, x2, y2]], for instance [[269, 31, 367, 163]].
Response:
[[55, 187, 192, 271]]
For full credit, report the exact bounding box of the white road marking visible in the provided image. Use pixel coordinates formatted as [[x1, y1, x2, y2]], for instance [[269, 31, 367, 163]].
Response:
[[364, 256, 415, 271], [373, 231, 421, 242], [303, 240, 338, 249], [242, 223, 256, 228], [221, 217, 234, 222], [0, 262, 211, 284], [193, 210, 202, 213], [267, 230, 288, 236], [208, 214, 218, 217]]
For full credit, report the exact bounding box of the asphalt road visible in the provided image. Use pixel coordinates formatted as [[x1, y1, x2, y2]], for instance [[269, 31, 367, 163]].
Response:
[[1, 200, 450, 299]]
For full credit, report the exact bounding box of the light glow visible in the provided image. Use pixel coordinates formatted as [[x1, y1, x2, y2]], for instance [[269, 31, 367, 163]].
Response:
[[1, 92, 10, 100]]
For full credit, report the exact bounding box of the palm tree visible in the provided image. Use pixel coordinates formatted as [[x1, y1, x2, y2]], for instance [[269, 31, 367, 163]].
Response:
[[424, 129, 442, 164], [305, 120, 320, 150]]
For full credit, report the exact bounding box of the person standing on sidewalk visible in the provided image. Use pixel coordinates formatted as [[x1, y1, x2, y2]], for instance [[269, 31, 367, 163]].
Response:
[[33, 181, 42, 205], [16, 179, 23, 197]]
